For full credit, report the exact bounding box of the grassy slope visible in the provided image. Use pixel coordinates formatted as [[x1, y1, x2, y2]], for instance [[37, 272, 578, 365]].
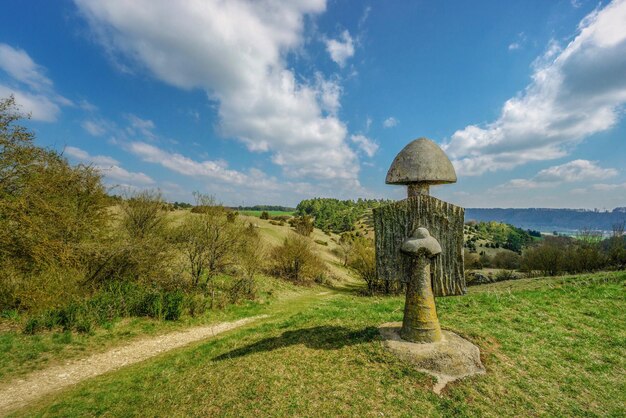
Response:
[[16, 271, 626, 417], [0, 213, 350, 382], [238, 210, 295, 217]]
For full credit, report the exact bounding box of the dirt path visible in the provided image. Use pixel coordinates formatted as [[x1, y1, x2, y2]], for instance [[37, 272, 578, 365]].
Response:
[[0, 315, 268, 416]]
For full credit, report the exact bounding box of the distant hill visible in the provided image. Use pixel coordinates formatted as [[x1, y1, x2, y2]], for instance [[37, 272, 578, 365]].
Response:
[[465, 208, 626, 233]]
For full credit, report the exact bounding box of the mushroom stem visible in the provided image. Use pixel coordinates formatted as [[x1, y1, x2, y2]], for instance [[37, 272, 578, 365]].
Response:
[[408, 183, 430, 197], [400, 255, 443, 343]]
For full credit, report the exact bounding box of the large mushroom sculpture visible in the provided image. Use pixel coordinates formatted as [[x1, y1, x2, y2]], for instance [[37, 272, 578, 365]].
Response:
[[386, 137, 457, 198]]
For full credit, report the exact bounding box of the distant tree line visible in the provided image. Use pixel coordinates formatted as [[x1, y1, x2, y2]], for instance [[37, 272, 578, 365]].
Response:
[[233, 205, 295, 212], [296, 198, 391, 233]]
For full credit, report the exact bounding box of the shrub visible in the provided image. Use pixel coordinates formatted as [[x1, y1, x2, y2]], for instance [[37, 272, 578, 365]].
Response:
[[270, 233, 325, 283], [289, 215, 314, 236], [21, 282, 192, 334], [492, 251, 521, 269], [260, 211, 270, 220]]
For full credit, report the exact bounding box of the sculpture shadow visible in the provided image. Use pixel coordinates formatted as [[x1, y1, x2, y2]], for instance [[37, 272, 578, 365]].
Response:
[[214, 325, 378, 361]]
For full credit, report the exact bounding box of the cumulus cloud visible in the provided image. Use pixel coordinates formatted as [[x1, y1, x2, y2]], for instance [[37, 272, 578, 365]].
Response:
[[65, 146, 155, 185], [325, 30, 355, 67], [445, 0, 626, 176], [383, 116, 398, 128], [74, 0, 361, 185], [0, 43, 71, 122], [534, 159, 618, 182], [128, 141, 250, 185], [350, 134, 378, 157], [494, 159, 618, 191]]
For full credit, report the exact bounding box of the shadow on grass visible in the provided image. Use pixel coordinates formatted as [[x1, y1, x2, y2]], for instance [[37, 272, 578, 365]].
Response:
[[213, 325, 378, 361]]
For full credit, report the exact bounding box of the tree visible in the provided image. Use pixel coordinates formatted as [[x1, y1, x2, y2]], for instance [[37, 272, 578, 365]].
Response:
[[520, 236, 570, 276], [175, 193, 245, 287], [338, 233, 355, 266], [0, 96, 109, 271], [232, 224, 266, 299], [0, 96, 110, 310], [348, 238, 377, 293], [608, 222, 626, 269]]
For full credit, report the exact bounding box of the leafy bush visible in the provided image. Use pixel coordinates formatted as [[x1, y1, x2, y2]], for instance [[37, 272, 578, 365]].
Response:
[[288, 215, 314, 236], [270, 233, 325, 283], [492, 251, 521, 269]]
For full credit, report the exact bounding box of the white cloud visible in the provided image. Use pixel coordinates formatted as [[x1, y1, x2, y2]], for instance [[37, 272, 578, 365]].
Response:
[[508, 32, 527, 51], [315, 73, 341, 115], [127, 141, 371, 204], [350, 134, 378, 157], [0, 43, 71, 122], [325, 30, 355, 67], [65, 145, 154, 185], [81, 119, 110, 136], [75, 0, 361, 185], [125, 114, 156, 139], [128, 141, 250, 185], [0, 44, 52, 90], [493, 159, 618, 191], [534, 159, 618, 182], [383, 116, 398, 128], [445, 0, 626, 175], [591, 182, 626, 191], [0, 84, 61, 122]]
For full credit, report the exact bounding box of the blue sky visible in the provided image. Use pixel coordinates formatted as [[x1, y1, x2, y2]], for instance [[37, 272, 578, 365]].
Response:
[[1, 0, 625, 208]]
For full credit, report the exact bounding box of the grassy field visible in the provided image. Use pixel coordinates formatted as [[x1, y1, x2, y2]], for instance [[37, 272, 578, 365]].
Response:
[[12, 271, 625, 417]]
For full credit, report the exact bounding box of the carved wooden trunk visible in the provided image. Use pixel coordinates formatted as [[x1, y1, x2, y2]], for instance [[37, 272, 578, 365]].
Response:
[[373, 195, 465, 297]]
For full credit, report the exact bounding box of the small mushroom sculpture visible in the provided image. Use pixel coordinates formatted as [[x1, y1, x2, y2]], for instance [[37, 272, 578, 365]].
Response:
[[400, 227, 443, 343]]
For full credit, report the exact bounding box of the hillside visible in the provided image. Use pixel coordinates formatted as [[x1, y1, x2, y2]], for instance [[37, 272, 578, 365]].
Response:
[[466, 208, 626, 233]]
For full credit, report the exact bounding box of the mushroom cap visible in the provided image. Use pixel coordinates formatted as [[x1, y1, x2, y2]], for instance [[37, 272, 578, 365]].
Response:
[[400, 227, 442, 257], [386, 138, 457, 185]]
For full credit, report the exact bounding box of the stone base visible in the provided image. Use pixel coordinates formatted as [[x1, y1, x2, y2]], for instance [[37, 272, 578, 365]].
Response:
[[379, 322, 485, 394]]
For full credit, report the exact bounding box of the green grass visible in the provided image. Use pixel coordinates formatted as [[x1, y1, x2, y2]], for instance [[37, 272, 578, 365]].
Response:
[[13, 271, 626, 417], [239, 210, 294, 218]]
